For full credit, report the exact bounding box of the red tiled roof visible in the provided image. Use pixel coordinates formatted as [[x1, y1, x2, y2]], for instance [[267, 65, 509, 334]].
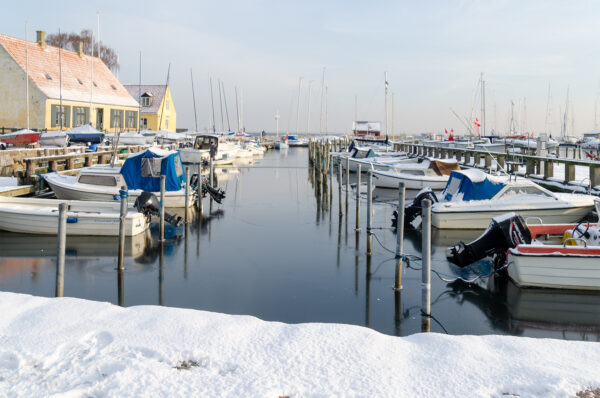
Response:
[[0, 33, 138, 108]]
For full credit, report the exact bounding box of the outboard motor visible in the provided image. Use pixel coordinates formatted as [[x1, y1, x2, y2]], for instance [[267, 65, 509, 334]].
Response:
[[392, 187, 438, 229], [189, 173, 226, 204], [446, 212, 532, 268], [134, 191, 183, 227]]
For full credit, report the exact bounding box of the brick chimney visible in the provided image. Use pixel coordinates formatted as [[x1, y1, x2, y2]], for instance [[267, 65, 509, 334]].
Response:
[[36, 31, 46, 48], [77, 41, 83, 56]]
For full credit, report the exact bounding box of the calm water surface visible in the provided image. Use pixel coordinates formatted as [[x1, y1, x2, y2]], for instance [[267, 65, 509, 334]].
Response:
[[1, 148, 599, 340]]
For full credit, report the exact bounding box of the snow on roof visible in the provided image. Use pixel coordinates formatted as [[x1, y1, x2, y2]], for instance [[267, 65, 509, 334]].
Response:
[[1, 291, 599, 396], [64, 124, 102, 135], [0, 33, 138, 108], [124, 85, 167, 114]]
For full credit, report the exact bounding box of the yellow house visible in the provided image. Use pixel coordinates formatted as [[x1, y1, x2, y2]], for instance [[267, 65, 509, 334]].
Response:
[[0, 31, 139, 133], [124, 85, 176, 131]]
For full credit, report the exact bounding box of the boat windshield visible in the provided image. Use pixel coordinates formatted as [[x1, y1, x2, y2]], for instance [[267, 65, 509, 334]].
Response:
[[496, 186, 553, 199]]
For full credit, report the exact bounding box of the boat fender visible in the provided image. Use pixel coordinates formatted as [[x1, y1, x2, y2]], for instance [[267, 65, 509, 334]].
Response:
[[67, 216, 78, 223]]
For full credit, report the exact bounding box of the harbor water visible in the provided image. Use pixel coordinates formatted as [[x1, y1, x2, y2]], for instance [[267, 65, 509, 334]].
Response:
[[0, 147, 599, 340]]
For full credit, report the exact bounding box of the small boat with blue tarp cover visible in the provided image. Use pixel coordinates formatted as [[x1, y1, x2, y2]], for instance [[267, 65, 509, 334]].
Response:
[[44, 147, 194, 207]]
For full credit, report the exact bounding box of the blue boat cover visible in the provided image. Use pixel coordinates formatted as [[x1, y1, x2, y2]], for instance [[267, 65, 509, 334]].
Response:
[[65, 124, 105, 144], [120, 148, 185, 192], [441, 170, 505, 202]]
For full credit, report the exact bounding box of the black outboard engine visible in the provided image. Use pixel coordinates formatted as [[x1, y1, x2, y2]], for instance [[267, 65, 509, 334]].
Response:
[[446, 212, 532, 268], [134, 191, 183, 227], [392, 187, 438, 229], [189, 174, 226, 204]]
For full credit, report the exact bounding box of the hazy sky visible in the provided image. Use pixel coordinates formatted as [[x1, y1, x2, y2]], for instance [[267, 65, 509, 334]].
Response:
[[4, 0, 600, 135]]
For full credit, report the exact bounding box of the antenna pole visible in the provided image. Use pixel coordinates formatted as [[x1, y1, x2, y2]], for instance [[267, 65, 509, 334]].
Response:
[[190, 69, 198, 132]]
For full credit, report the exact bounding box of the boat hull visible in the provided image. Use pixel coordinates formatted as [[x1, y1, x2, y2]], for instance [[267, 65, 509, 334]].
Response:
[[431, 205, 594, 229], [44, 173, 191, 208], [507, 248, 600, 290], [0, 132, 41, 147], [0, 197, 147, 236], [372, 170, 448, 190]]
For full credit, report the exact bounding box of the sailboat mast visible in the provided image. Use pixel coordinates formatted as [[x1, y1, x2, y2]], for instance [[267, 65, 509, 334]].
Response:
[[234, 86, 240, 133], [392, 92, 395, 137], [295, 77, 302, 135], [481, 72, 486, 136], [59, 28, 63, 131], [218, 79, 225, 132], [157, 63, 170, 131], [306, 80, 312, 135], [384, 71, 388, 136], [138, 52, 142, 132], [190, 69, 198, 132], [222, 81, 231, 131], [209, 77, 216, 133], [325, 86, 328, 134], [319, 67, 325, 135], [25, 22, 29, 131], [275, 109, 279, 137], [562, 87, 569, 138]]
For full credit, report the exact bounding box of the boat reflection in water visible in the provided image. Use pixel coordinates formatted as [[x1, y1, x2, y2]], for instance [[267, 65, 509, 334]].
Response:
[[447, 276, 600, 340]]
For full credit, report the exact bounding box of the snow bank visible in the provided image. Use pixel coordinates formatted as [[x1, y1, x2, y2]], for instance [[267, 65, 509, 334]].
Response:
[[0, 292, 599, 397]]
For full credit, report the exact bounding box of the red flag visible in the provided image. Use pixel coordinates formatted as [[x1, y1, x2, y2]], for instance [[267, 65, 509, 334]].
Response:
[[444, 128, 448, 134], [451, 128, 454, 133], [530, 132, 534, 138]]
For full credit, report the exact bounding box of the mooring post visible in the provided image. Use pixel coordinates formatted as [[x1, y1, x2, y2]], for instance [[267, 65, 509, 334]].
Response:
[[159, 175, 166, 241], [209, 156, 214, 187], [345, 156, 350, 210], [329, 153, 333, 203], [184, 166, 190, 223], [355, 164, 361, 230], [421, 198, 432, 332], [117, 186, 127, 271], [55, 202, 67, 297], [196, 163, 202, 215], [366, 170, 373, 255], [394, 181, 406, 290], [338, 162, 343, 217]]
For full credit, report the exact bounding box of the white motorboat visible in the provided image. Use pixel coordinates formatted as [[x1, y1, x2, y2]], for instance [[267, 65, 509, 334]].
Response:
[[0, 196, 147, 236], [44, 148, 194, 208], [39, 131, 69, 147], [447, 209, 600, 291], [426, 169, 595, 229], [179, 134, 237, 165], [372, 159, 461, 190], [245, 141, 266, 156], [105, 132, 148, 146], [287, 135, 309, 147], [275, 139, 289, 149]]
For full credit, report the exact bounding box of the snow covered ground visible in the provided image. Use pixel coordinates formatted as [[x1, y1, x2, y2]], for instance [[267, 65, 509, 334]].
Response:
[[0, 292, 599, 397]]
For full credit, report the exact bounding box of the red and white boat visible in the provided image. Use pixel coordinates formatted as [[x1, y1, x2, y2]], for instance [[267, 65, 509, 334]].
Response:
[[506, 221, 600, 290], [447, 205, 600, 291], [0, 129, 41, 147]]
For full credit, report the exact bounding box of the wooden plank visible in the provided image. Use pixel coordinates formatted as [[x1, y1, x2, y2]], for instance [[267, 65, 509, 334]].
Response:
[[0, 185, 36, 197]]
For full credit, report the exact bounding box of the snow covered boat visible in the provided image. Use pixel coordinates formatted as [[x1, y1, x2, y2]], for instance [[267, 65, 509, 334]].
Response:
[[0, 129, 41, 147], [372, 159, 461, 190], [447, 211, 600, 290], [44, 148, 194, 207], [245, 141, 266, 156], [156, 130, 192, 145], [64, 124, 104, 144], [404, 169, 595, 229], [275, 139, 289, 149], [287, 135, 309, 147], [105, 132, 148, 146], [39, 131, 69, 147], [0, 196, 147, 236]]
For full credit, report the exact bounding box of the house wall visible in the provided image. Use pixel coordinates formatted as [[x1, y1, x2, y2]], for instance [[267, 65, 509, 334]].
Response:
[[0, 45, 47, 130], [141, 86, 176, 131], [43, 99, 139, 133]]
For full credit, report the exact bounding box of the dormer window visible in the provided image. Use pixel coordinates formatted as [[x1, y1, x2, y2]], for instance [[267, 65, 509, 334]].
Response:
[[45, 73, 52, 80], [141, 93, 153, 107]]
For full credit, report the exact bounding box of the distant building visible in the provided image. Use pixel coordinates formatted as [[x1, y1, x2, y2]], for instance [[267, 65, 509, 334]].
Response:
[[353, 121, 381, 137], [0, 31, 139, 132], [124, 85, 176, 132]]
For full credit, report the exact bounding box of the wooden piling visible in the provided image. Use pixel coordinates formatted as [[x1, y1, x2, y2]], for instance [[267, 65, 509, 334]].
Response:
[[355, 164, 361, 230], [338, 162, 343, 217], [184, 166, 190, 223], [117, 186, 127, 271], [159, 175, 165, 241], [366, 171, 373, 255], [55, 202, 67, 297], [421, 199, 432, 333]]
